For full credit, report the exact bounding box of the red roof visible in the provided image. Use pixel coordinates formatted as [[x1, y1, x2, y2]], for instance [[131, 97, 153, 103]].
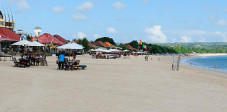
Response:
[[53, 35, 67, 44], [0, 27, 20, 41], [38, 33, 64, 45], [75, 39, 98, 48], [95, 41, 108, 48], [88, 41, 98, 48], [106, 42, 115, 47], [125, 44, 138, 51]]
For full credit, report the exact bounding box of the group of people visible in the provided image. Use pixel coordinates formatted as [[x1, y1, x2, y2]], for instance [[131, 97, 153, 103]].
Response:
[[21, 53, 45, 66], [57, 51, 78, 70]]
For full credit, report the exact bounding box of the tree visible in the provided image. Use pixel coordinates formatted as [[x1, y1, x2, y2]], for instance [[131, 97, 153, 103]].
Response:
[[128, 40, 138, 49], [95, 37, 116, 45], [78, 38, 90, 51]]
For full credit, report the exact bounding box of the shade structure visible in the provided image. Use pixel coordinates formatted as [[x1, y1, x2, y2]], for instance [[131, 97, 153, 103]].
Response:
[[12, 40, 33, 46], [57, 43, 84, 50], [29, 41, 45, 46]]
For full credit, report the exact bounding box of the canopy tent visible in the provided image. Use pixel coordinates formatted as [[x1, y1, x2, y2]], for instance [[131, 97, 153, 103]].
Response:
[[30, 41, 45, 46], [94, 48, 111, 53], [109, 49, 122, 52], [57, 43, 84, 50], [12, 40, 32, 46], [12, 40, 45, 47]]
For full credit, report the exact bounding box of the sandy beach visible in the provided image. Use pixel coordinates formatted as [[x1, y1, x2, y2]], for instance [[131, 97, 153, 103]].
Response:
[[0, 55, 226, 112]]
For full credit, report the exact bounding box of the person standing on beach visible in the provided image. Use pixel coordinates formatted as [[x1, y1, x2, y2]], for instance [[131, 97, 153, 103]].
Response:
[[74, 50, 77, 58], [58, 51, 65, 70]]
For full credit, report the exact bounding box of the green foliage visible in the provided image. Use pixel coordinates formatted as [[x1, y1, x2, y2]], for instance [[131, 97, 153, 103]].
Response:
[[26, 35, 32, 41], [118, 43, 128, 50], [128, 40, 138, 49], [95, 37, 116, 45], [78, 38, 90, 51]]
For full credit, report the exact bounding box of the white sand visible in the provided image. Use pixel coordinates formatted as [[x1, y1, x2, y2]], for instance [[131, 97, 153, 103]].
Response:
[[0, 55, 226, 112]]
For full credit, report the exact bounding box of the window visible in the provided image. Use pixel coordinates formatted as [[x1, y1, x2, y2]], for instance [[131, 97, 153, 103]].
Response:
[[0, 21, 4, 26]]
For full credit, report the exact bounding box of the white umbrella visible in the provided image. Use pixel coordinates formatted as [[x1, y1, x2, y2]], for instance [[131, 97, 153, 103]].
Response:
[[12, 40, 32, 46], [57, 43, 84, 50]]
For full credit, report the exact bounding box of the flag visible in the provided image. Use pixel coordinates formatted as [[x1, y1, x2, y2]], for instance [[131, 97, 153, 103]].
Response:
[[0, 33, 2, 38], [31, 36, 34, 42], [106, 42, 111, 47], [143, 44, 147, 50], [36, 36, 39, 42], [139, 40, 142, 45]]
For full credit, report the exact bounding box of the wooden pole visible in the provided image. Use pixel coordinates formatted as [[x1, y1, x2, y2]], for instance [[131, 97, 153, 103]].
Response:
[[177, 55, 181, 71]]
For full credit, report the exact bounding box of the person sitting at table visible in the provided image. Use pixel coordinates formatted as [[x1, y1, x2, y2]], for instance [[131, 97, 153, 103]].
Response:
[[72, 55, 78, 65], [23, 54, 28, 60], [58, 51, 65, 70]]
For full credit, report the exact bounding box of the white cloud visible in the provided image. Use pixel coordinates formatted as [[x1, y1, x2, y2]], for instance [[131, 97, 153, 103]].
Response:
[[77, 1, 93, 12], [144, 25, 167, 43], [214, 20, 227, 27], [180, 36, 192, 42], [77, 32, 86, 39], [53, 7, 65, 13], [113, 2, 125, 11], [107, 27, 117, 34], [9, 0, 30, 12], [93, 34, 100, 39], [72, 14, 87, 20]]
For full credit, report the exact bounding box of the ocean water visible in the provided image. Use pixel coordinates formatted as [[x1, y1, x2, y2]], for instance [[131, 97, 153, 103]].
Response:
[[182, 55, 227, 72]]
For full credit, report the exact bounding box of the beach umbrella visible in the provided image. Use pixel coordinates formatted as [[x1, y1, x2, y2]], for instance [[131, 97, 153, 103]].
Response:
[[57, 43, 84, 50]]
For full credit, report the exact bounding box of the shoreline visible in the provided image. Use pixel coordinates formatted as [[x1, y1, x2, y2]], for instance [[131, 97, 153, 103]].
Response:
[[181, 54, 227, 76], [195, 53, 227, 57]]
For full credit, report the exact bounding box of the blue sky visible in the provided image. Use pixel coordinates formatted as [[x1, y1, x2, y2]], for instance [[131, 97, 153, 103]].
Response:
[[1, 0, 227, 43]]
